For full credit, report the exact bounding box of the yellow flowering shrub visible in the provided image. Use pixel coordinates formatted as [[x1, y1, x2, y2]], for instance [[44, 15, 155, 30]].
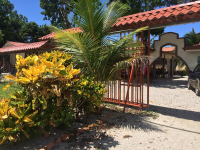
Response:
[[0, 98, 38, 145], [1, 51, 80, 145], [72, 75, 107, 114]]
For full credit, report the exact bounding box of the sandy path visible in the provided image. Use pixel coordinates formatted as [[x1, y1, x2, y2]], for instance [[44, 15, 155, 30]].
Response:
[[1, 76, 200, 150]]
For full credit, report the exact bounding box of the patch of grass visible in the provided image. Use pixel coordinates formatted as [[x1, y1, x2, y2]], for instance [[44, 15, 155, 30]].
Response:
[[0, 81, 22, 99], [103, 103, 159, 119]]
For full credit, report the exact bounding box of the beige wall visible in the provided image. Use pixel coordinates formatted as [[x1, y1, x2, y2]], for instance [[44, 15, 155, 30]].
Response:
[[10, 53, 16, 66], [9, 52, 25, 67], [17, 53, 25, 58], [151, 32, 200, 71]]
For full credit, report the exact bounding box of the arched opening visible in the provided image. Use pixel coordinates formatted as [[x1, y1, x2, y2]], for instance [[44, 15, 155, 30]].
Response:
[[150, 43, 189, 79]]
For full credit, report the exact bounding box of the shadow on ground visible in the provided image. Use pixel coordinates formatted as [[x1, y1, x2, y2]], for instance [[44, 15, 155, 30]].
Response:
[[144, 105, 200, 122], [0, 107, 162, 150]]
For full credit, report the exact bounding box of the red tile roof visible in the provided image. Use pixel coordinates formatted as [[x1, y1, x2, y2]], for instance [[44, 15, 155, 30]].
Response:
[[162, 47, 175, 52], [39, 27, 82, 41], [7, 41, 28, 46], [183, 43, 200, 50], [111, 1, 200, 32], [0, 40, 48, 53], [189, 43, 200, 47]]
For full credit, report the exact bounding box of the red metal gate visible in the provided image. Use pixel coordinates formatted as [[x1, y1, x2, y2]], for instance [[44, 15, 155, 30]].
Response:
[[104, 30, 150, 111]]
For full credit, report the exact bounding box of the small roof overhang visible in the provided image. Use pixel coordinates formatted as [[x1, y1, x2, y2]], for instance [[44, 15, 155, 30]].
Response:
[[183, 43, 200, 51]]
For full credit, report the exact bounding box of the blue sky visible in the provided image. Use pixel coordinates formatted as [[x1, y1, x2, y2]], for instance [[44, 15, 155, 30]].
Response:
[[10, 0, 200, 38]]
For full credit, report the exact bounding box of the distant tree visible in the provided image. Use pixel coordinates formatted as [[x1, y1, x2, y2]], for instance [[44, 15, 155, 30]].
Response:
[[184, 28, 200, 46], [6, 10, 28, 42], [0, 0, 51, 47], [19, 22, 51, 43], [0, 30, 4, 43], [0, 0, 14, 46], [40, 0, 73, 29]]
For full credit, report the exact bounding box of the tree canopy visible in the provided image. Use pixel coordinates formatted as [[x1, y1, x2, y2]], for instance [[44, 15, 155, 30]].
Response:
[[0, 0, 51, 47], [40, 0, 73, 29], [52, 0, 146, 83], [184, 28, 200, 46]]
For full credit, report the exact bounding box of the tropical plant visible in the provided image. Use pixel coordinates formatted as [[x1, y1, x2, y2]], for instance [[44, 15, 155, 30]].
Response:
[[0, 97, 38, 145], [184, 28, 200, 46], [51, 0, 147, 84], [72, 75, 107, 116], [1, 51, 81, 144]]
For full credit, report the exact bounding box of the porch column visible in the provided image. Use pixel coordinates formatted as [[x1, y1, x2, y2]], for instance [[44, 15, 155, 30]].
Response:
[[166, 58, 170, 76], [153, 62, 156, 79], [170, 59, 172, 77], [162, 56, 165, 78], [2, 54, 4, 72], [172, 56, 174, 77]]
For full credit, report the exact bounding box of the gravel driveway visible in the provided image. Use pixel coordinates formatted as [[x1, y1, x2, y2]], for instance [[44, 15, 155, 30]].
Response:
[[120, 76, 200, 150], [1, 76, 200, 150]]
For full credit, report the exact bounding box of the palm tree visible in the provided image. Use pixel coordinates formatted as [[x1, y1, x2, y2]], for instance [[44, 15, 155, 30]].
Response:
[[51, 0, 147, 84], [184, 28, 200, 46]]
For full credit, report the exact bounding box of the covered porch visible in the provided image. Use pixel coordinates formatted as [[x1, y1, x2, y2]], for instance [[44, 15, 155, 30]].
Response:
[[0, 40, 53, 74]]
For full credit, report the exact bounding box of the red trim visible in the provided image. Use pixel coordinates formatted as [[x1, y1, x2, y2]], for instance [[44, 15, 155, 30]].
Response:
[[0, 40, 49, 53], [39, 27, 82, 41]]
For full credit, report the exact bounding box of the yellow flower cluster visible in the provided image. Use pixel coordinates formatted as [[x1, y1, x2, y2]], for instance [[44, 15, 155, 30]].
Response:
[[4, 51, 80, 90], [75, 77, 107, 99]]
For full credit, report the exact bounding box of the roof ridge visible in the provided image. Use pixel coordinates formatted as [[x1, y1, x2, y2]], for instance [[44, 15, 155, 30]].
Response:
[[119, 1, 200, 19]]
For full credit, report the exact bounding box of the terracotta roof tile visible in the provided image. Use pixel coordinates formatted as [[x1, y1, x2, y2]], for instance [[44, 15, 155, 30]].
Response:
[[162, 47, 175, 52], [172, 10, 180, 16], [193, 3, 200, 7], [167, 8, 174, 13], [7, 41, 28, 46], [155, 13, 163, 19], [184, 5, 192, 9], [176, 7, 183, 11], [190, 6, 200, 12], [189, 43, 200, 47], [39, 27, 82, 41], [0, 40, 48, 53], [111, 1, 200, 32], [164, 11, 172, 17], [141, 16, 148, 21], [181, 8, 190, 14]]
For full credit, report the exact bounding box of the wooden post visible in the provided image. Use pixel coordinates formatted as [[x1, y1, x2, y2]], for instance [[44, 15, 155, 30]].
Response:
[[147, 29, 150, 108], [162, 55, 165, 78], [153, 62, 156, 79], [172, 56, 174, 77], [2, 54, 4, 73], [170, 59, 172, 77]]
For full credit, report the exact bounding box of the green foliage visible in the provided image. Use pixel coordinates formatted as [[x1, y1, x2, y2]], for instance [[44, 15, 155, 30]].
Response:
[[72, 75, 107, 114], [173, 58, 185, 69], [0, 97, 38, 145], [0, 1, 51, 47], [0, 81, 22, 99], [184, 28, 200, 46], [0, 51, 107, 145], [40, 0, 73, 29], [19, 22, 51, 42], [52, 0, 146, 84]]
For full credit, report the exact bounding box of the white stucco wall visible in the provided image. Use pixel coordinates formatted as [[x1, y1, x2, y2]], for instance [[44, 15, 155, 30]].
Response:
[[151, 32, 200, 71]]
